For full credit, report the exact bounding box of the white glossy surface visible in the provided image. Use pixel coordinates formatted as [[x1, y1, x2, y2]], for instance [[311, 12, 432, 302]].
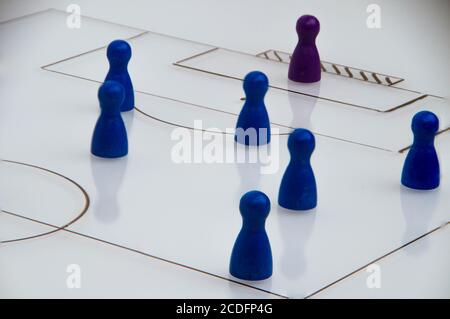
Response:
[[45, 31, 449, 152], [3, 63, 449, 297], [0, 217, 279, 298], [314, 224, 450, 299], [0, 5, 448, 299]]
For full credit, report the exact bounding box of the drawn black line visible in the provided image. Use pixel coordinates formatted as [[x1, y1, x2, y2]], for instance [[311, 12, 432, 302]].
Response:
[[2, 209, 288, 299], [0, 159, 90, 244], [305, 222, 450, 299]]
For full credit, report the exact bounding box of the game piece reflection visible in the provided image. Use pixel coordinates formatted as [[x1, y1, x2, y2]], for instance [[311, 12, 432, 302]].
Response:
[[90, 156, 128, 223]]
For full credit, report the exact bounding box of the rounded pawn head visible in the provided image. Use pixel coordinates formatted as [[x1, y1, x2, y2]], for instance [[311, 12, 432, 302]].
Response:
[[411, 111, 439, 139], [296, 15, 320, 42], [239, 190, 271, 221], [107, 39, 132, 66], [243, 71, 269, 100], [288, 128, 315, 158], [98, 80, 125, 113]]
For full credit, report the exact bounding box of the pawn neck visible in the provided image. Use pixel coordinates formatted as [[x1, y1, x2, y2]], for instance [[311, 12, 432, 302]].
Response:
[[413, 134, 436, 148], [242, 218, 266, 232], [108, 62, 128, 73]]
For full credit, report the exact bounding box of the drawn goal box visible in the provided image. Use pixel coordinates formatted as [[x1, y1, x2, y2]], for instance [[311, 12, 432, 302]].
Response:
[[256, 50, 405, 87], [176, 47, 423, 113], [43, 31, 449, 153]]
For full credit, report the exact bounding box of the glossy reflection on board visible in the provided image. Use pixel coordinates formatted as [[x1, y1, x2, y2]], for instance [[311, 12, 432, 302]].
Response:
[[287, 81, 320, 130], [122, 108, 135, 134], [235, 131, 280, 196], [90, 156, 128, 223], [235, 145, 262, 196], [276, 205, 316, 298], [400, 185, 440, 255]]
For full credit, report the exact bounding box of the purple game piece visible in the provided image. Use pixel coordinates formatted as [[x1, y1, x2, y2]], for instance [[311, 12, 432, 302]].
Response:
[[288, 15, 321, 83]]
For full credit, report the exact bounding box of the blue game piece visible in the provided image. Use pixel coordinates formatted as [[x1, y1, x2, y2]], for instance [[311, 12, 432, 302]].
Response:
[[401, 111, 440, 190], [278, 128, 317, 210], [105, 40, 134, 112], [235, 71, 271, 146], [91, 81, 128, 158], [229, 190, 273, 281]]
